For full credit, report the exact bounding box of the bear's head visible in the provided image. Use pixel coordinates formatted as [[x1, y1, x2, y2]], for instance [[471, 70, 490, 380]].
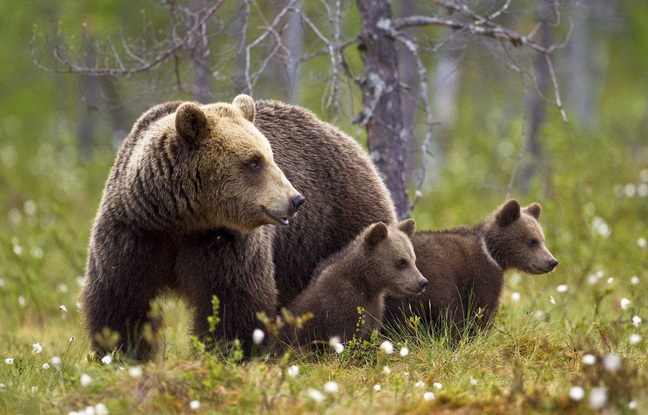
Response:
[[484, 199, 558, 274], [362, 219, 428, 297], [175, 95, 304, 232]]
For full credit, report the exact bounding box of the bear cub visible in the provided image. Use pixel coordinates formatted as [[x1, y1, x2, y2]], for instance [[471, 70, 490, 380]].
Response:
[[278, 219, 428, 352], [384, 199, 558, 337]]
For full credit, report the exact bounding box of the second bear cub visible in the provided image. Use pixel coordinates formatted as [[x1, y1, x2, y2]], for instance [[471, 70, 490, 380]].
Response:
[[384, 199, 558, 337], [279, 219, 428, 351]]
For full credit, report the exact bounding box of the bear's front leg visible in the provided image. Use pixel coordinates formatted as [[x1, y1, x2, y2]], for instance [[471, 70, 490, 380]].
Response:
[[176, 228, 277, 358], [83, 220, 175, 361]]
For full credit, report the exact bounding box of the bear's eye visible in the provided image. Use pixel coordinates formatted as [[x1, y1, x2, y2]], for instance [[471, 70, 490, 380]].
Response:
[[528, 238, 539, 248], [247, 157, 263, 172], [395, 259, 408, 269]]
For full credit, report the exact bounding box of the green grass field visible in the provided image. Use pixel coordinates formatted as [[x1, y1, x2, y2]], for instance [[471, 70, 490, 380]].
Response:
[[0, 108, 646, 415]]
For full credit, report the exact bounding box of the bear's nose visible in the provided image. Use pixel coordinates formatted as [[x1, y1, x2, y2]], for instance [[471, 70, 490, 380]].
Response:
[[292, 194, 306, 210], [549, 258, 558, 269], [419, 279, 428, 289]]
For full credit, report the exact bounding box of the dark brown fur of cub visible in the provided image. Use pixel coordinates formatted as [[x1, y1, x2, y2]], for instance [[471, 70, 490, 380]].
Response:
[[384, 200, 557, 338]]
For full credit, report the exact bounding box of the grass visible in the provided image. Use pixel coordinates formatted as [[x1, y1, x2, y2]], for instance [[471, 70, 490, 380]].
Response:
[[0, 110, 647, 414]]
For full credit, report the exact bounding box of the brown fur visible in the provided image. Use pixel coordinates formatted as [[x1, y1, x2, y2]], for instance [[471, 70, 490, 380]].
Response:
[[82, 96, 396, 361], [279, 220, 427, 352], [384, 200, 558, 337], [255, 100, 397, 307]]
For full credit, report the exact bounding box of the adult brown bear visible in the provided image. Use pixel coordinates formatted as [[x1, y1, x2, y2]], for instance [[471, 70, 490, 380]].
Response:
[[82, 96, 396, 361]]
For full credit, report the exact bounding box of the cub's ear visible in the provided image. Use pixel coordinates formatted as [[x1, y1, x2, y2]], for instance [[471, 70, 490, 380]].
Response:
[[523, 203, 541, 220], [176, 102, 209, 143], [398, 218, 416, 238], [233, 94, 255, 123], [365, 222, 389, 247], [496, 199, 521, 227]]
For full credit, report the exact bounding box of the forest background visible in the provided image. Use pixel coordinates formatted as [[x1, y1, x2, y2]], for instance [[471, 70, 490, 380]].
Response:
[[0, 1, 647, 413]]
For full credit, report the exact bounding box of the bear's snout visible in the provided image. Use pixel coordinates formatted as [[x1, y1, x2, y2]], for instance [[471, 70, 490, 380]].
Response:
[[419, 278, 428, 289], [548, 258, 558, 270], [292, 194, 306, 211]]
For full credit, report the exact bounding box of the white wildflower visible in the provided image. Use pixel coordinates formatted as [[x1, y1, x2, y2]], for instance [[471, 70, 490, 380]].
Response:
[[569, 386, 585, 401], [383, 366, 391, 375], [24, 200, 36, 215], [95, 403, 108, 415], [101, 355, 112, 365], [80, 373, 92, 387], [470, 377, 478, 385], [324, 381, 339, 393], [603, 353, 621, 372], [69, 336, 75, 343], [379, 340, 394, 354], [307, 389, 325, 403], [59, 305, 68, 312], [607, 277, 614, 284], [414, 381, 425, 389], [287, 365, 299, 377], [582, 354, 596, 365], [423, 391, 435, 401], [189, 400, 200, 410], [330, 336, 344, 354], [51, 356, 62, 368], [400, 347, 409, 357], [42, 363, 50, 370], [18, 296, 26, 307], [629, 400, 637, 410], [557, 284, 568, 293], [5, 358, 14, 365], [632, 315, 642, 327], [252, 329, 264, 345], [631, 276, 640, 285], [620, 298, 631, 310], [433, 382, 443, 390], [592, 216, 611, 237], [589, 386, 608, 409], [31, 386, 38, 394], [629, 334, 642, 345], [638, 237, 647, 249], [128, 366, 143, 378], [511, 292, 521, 303], [373, 384, 381, 392], [548, 296, 556, 305], [624, 183, 637, 197], [32, 343, 43, 354]]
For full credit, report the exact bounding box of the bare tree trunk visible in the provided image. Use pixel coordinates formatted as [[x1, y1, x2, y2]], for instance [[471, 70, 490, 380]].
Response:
[[396, 0, 417, 179], [356, 0, 411, 219], [285, 5, 303, 103], [520, 0, 552, 194]]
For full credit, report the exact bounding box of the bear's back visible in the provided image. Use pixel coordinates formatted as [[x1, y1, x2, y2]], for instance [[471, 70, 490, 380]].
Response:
[[254, 100, 397, 307]]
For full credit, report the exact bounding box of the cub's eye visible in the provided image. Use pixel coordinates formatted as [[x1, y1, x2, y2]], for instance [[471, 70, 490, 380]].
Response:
[[528, 238, 539, 248], [247, 157, 262, 171], [395, 259, 408, 269]]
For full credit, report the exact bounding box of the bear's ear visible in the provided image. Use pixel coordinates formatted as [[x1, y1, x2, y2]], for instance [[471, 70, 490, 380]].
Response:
[[496, 199, 521, 227], [398, 218, 416, 238], [233, 94, 255, 123], [176, 102, 209, 143], [523, 203, 541, 220], [365, 222, 389, 247]]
